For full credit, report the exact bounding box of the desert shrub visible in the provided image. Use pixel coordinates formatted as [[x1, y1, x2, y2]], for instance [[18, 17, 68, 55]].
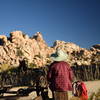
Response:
[[89, 92, 95, 100], [89, 89, 100, 100], [8, 67, 18, 74], [28, 63, 38, 68], [0, 64, 10, 72], [16, 48, 24, 57]]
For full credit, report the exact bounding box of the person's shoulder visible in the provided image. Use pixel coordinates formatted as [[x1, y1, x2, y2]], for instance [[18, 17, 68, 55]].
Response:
[[60, 61, 69, 65], [49, 61, 58, 67], [60, 61, 70, 67], [51, 61, 70, 67]]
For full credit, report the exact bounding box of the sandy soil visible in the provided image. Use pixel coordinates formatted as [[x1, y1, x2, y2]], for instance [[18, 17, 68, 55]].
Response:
[[0, 80, 100, 100], [84, 80, 100, 96]]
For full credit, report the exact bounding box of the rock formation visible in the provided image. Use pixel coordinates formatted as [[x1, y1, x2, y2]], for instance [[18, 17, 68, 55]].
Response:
[[0, 31, 99, 70]]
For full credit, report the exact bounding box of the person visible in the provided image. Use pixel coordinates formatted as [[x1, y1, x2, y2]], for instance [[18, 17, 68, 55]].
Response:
[[71, 81, 88, 100], [47, 49, 74, 100]]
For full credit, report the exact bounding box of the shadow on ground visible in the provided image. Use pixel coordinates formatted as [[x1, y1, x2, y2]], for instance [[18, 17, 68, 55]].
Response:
[[0, 95, 20, 100]]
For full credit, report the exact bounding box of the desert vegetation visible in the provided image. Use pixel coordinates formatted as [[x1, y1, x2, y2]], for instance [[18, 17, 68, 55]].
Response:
[[89, 89, 100, 100]]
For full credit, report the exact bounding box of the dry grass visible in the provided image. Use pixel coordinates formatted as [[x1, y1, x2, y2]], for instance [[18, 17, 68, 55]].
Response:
[[88, 89, 100, 100]]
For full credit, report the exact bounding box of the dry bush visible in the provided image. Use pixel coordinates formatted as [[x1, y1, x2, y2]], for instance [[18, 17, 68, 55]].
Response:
[[89, 89, 100, 100]]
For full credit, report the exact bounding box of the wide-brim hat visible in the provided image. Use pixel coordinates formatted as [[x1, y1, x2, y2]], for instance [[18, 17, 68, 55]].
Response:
[[50, 49, 67, 61]]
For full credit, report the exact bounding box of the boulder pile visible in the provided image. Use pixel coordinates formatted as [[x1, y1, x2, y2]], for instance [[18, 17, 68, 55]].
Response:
[[0, 31, 99, 70]]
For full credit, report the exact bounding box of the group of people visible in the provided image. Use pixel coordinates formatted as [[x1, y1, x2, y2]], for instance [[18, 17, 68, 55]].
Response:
[[47, 49, 88, 100]]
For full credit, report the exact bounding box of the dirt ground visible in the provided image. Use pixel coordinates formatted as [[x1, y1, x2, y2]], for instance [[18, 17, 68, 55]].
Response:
[[84, 80, 100, 96], [0, 80, 100, 100]]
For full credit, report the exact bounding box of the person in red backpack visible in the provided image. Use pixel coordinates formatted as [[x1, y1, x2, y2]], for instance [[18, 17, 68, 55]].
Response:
[[80, 82, 88, 100], [71, 81, 88, 100], [47, 49, 74, 100]]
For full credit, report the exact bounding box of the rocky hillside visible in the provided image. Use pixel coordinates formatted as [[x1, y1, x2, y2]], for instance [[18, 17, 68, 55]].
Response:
[[0, 31, 100, 70]]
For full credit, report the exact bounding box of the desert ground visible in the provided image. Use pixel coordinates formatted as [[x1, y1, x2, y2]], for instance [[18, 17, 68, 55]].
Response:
[[0, 80, 100, 100]]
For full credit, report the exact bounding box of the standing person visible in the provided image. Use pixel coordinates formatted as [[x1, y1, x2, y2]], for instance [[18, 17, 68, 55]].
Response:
[[47, 49, 74, 100]]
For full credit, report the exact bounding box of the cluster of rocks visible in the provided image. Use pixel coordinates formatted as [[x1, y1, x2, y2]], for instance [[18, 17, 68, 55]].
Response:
[[0, 31, 99, 70], [53, 40, 100, 66]]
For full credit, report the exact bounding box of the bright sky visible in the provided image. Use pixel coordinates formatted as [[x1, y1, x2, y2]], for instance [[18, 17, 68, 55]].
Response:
[[0, 0, 100, 48]]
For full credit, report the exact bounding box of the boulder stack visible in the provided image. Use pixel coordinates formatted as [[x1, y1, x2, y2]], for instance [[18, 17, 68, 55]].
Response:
[[0, 31, 99, 69]]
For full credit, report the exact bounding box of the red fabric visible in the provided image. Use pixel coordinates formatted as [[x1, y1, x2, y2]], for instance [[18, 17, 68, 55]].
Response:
[[47, 61, 74, 91], [80, 82, 88, 100], [80, 96, 88, 100]]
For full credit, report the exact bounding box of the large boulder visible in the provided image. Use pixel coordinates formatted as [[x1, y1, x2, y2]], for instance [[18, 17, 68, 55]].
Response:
[[0, 31, 99, 70]]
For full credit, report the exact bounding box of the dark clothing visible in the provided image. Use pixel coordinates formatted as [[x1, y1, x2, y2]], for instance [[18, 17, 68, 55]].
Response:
[[47, 61, 74, 91]]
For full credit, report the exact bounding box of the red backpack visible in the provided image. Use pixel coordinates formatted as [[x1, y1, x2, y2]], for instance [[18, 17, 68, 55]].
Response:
[[72, 81, 88, 100]]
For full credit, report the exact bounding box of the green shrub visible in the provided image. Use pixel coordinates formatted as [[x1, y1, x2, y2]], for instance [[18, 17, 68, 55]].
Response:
[[89, 89, 100, 100], [28, 63, 37, 68], [16, 48, 24, 57], [0, 64, 10, 72]]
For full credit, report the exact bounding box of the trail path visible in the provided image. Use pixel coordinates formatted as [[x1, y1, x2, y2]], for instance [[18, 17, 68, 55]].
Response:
[[0, 80, 100, 100], [84, 80, 100, 96]]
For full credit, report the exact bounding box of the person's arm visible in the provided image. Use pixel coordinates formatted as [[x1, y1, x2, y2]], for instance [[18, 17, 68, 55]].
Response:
[[68, 64, 74, 81], [69, 68, 74, 81]]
